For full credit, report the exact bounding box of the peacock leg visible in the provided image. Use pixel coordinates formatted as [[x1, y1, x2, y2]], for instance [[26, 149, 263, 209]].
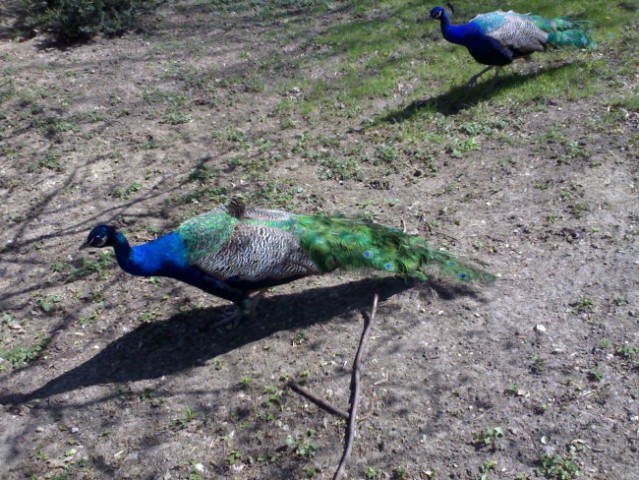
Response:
[[466, 65, 494, 87], [214, 290, 268, 330], [491, 66, 503, 83], [244, 289, 267, 318]]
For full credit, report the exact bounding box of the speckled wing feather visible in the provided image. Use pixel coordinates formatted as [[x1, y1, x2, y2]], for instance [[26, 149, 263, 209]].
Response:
[[177, 207, 321, 284], [474, 11, 548, 53], [193, 223, 321, 282]]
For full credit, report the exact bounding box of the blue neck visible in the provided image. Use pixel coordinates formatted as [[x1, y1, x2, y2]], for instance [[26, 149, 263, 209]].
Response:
[[112, 231, 188, 277], [439, 12, 474, 45]]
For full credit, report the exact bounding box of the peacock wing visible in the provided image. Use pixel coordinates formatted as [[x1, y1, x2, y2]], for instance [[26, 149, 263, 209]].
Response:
[[477, 11, 548, 53], [189, 222, 322, 284]]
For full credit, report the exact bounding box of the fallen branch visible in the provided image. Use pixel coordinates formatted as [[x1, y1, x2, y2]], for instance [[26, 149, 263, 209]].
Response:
[[332, 294, 378, 480], [287, 381, 349, 420]]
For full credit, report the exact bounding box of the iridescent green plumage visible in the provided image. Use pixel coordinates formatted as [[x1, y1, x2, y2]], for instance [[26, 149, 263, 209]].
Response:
[[176, 202, 495, 286]]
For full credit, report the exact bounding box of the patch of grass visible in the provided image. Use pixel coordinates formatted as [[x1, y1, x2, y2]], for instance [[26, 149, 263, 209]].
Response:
[[16, 0, 159, 42], [38, 294, 62, 314], [285, 429, 319, 459], [171, 405, 199, 430], [530, 355, 547, 375], [539, 454, 579, 479], [588, 368, 603, 382], [479, 459, 497, 480], [34, 115, 78, 135], [570, 296, 594, 313], [365, 466, 379, 479], [391, 467, 408, 480], [29, 150, 64, 173], [112, 182, 142, 200], [473, 426, 504, 449], [615, 344, 639, 360], [226, 449, 242, 466], [57, 251, 114, 282], [313, 153, 362, 181], [0, 336, 51, 368]]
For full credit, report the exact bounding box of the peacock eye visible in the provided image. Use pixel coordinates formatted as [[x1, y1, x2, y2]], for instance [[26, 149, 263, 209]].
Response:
[[92, 236, 107, 247]]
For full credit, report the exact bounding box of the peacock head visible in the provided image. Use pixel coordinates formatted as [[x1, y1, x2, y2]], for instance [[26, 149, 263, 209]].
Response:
[[81, 225, 118, 250], [429, 4, 453, 20], [429, 6, 446, 20]]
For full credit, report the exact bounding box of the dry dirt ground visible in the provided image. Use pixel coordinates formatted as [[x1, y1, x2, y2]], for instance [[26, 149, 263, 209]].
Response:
[[1, 2, 638, 479]]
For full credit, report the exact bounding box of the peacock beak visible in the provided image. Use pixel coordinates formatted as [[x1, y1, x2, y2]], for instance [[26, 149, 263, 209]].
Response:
[[79, 242, 90, 250]]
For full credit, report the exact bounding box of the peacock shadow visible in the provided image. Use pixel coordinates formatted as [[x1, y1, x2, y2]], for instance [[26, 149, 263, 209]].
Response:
[[379, 62, 573, 119], [0, 277, 480, 405]]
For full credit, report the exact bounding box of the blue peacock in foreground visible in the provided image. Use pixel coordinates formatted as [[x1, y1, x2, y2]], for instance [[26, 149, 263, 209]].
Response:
[[429, 5, 596, 86], [81, 198, 494, 321]]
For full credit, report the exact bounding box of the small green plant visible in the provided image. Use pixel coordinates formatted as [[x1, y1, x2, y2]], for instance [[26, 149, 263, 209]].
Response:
[[303, 465, 319, 478], [32, 151, 63, 172], [38, 294, 62, 314], [539, 454, 579, 479], [473, 427, 504, 449], [570, 296, 594, 313], [64, 251, 113, 282], [212, 358, 225, 370], [530, 355, 547, 375], [285, 430, 318, 459], [163, 110, 192, 125], [588, 368, 603, 382], [225, 449, 242, 466], [317, 156, 361, 181], [170, 405, 199, 430], [615, 344, 639, 360], [292, 330, 307, 346], [448, 137, 479, 158], [263, 385, 285, 409], [479, 459, 497, 480], [34, 116, 78, 135], [365, 466, 379, 479], [0, 336, 51, 368], [613, 295, 628, 306], [391, 467, 408, 480], [112, 182, 142, 199]]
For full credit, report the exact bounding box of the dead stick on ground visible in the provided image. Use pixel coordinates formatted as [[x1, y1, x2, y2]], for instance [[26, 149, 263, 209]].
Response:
[[332, 294, 379, 480], [287, 381, 349, 420]]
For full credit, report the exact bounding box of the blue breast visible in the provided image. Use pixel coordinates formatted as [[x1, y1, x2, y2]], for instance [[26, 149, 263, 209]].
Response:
[[125, 232, 190, 277]]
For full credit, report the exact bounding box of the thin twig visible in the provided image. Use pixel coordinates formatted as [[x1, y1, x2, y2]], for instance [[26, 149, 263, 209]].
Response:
[[333, 294, 378, 480], [287, 382, 349, 420]]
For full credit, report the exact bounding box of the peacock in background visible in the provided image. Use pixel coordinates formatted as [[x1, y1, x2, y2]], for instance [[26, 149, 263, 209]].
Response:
[[429, 5, 596, 86], [81, 197, 494, 322]]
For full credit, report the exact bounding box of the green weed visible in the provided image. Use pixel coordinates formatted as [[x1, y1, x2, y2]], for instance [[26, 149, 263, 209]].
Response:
[[539, 454, 579, 479], [0, 336, 51, 368]]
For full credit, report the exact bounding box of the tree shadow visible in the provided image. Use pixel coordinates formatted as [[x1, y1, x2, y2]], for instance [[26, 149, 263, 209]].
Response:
[[0, 276, 482, 405], [378, 63, 573, 120]]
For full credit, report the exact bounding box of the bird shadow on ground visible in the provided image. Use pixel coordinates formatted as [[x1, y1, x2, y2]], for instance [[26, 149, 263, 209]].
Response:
[[378, 63, 572, 120], [0, 277, 482, 405]]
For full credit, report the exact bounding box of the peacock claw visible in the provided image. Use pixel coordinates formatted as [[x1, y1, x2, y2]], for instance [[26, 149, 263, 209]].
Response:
[[466, 65, 495, 88]]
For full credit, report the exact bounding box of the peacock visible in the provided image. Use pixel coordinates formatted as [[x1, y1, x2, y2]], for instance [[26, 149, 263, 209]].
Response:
[[81, 197, 494, 322], [429, 5, 596, 86]]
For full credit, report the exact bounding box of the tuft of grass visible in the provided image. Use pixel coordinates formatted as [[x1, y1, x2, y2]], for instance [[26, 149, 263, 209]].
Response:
[[285, 429, 319, 459], [0, 336, 51, 368], [473, 426, 504, 449], [539, 454, 579, 479]]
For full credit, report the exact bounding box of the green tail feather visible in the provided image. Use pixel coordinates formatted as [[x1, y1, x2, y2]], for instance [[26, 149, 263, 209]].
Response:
[[275, 214, 494, 283], [530, 15, 596, 49]]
